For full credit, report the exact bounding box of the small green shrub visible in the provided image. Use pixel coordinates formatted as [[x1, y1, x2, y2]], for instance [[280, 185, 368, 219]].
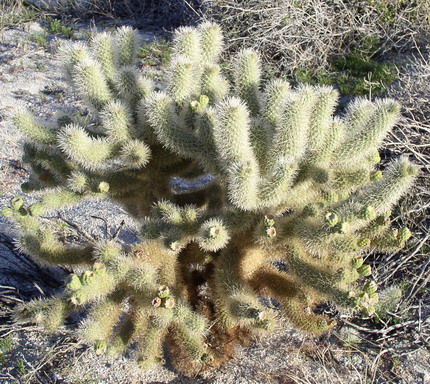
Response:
[[47, 18, 62, 34], [47, 17, 75, 39], [30, 32, 47, 48], [15, 358, 27, 376], [0, 336, 13, 364]]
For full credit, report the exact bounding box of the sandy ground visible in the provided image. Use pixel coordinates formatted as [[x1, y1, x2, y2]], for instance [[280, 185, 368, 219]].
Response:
[[0, 21, 429, 384]]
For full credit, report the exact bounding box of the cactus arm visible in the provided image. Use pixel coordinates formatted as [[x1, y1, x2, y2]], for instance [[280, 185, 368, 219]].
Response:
[[262, 79, 291, 126], [58, 124, 114, 170], [233, 49, 262, 115], [14, 109, 56, 146], [168, 56, 199, 105], [28, 188, 84, 216], [91, 32, 116, 88], [80, 292, 124, 345], [72, 58, 113, 110], [199, 22, 223, 63], [172, 26, 201, 63], [200, 64, 229, 104], [19, 231, 94, 265], [336, 99, 401, 167], [100, 99, 134, 143], [115, 26, 139, 67], [307, 86, 339, 153], [136, 314, 169, 370], [14, 296, 71, 333], [281, 298, 334, 334], [146, 92, 204, 158]]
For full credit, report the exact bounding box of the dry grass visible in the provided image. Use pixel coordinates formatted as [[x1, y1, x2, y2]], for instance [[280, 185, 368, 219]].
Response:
[[200, 0, 430, 74], [0, 0, 38, 31]]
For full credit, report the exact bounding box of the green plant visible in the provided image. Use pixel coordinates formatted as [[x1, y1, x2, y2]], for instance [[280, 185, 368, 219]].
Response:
[[47, 17, 75, 39], [4, 23, 417, 375], [15, 358, 27, 376], [0, 336, 13, 364], [331, 52, 397, 96], [60, 25, 75, 39], [295, 37, 397, 97], [373, 285, 403, 321], [31, 32, 47, 48], [336, 327, 361, 348], [48, 18, 62, 34]]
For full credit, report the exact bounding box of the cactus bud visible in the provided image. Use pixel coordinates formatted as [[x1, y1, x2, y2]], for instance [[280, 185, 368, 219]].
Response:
[[169, 240, 183, 252], [190, 100, 200, 111], [322, 191, 338, 203], [398, 227, 411, 242], [66, 274, 82, 291], [337, 191, 350, 201], [325, 212, 338, 227], [335, 222, 350, 234], [376, 214, 390, 226], [209, 226, 221, 238], [363, 281, 377, 295], [370, 170, 383, 181], [81, 270, 94, 284], [266, 227, 277, 238], [98, 182, 110, 193], [164, 297, 175, 309], [357, 238, 371, 247], [198, 95, 209, 109], [11, 196, 24, 211], [158, 285, 170, 298], [257, 310, 268, 321], [94, 340, 107, 355], [359, 206, 376, 221], [367, 306, 376, 316], [93, 262, 107, 276], [29, 204, 44, 217], [367, 151, 381, 164], [357, 264, 372, 277], [1, 207, 13, 217], [264, 215, 275, 227], [352, 257, 364, 269], [152, 297, 162, 308], [197, 218, 230, 252], [70, 291, 86, 305]]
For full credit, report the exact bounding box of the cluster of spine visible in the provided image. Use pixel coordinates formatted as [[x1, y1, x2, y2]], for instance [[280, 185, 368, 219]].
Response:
[[4, 23, 418, 374]]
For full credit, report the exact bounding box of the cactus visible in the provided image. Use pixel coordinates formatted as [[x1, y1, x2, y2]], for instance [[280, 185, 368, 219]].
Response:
[[5, 22, 418, 375]]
